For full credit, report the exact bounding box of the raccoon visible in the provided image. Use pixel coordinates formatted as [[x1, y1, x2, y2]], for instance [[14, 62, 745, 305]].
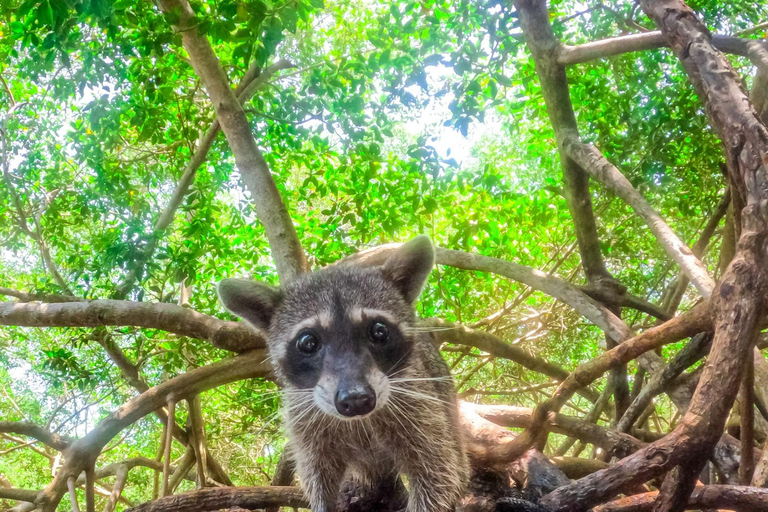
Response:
[[217, 236, 468, 512]]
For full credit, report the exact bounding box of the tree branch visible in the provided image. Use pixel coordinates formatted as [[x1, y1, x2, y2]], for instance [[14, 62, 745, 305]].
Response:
[[562, 138, 716, 297], [124, 486, 308, 512], [0, 299, 264, 353], [157, 0, 308, 281], [0, 421, 73, 450], [558, 31, 768, 65]]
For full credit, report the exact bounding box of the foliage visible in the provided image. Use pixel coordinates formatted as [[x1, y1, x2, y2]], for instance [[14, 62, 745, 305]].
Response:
[[0, 0, 766, 509]]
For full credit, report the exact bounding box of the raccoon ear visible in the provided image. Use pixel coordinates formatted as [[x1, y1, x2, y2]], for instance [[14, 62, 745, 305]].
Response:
[[217, 278, 282, 331], [382, 235, 435, 303]]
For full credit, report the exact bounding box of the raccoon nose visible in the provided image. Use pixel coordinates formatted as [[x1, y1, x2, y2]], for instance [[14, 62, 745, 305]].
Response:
[[335, 385, 376, 417]]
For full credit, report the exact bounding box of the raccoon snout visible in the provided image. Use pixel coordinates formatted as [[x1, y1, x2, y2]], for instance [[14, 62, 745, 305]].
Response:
[[334, 385, 376, 417]]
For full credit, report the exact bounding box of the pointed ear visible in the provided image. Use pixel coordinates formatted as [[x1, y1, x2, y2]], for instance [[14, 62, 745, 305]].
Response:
[[381, 235, 435, 304], [217, 278, 282, 331]]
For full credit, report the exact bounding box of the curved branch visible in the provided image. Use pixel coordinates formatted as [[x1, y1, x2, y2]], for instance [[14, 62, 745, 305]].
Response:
[[0, 421, 73, 450], [157, 0, 308, 281], [562, 138, 715, 298], [343, 245, 631, 343], [32, 350, 272, 512], [0, 299, 263, 353], [427, 319, 600, 402]]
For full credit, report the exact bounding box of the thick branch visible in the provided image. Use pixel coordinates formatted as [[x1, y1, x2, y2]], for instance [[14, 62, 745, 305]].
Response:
[[592, 485, 768, 512], [124, 486, 308, 512], [0, 299, 263, 353], [562, 138, 715, 297], [558, 31, 768, 65], [157, 0, 308, 281], [0, 421, 73, 450]]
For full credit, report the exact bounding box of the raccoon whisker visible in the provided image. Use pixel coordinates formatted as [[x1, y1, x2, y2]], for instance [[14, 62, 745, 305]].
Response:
[[388, 386, 455, 406], [403, 326, 457, 332], [384, 396, 416, 440], [388, 395, 430, 443], [389, 376, 453, 383]]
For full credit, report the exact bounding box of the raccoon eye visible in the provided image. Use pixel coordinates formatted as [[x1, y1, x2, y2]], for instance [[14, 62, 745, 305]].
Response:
[[369, 321, 389, 343], [296, 332, 320, 355]]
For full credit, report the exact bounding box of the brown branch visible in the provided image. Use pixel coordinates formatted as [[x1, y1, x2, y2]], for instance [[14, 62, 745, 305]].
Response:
[[558, 31, 768, 65], [113, 59, 295, 298], [124, 486, 307, 512], [615, 332, 712, 433], [0, 421, 73, 450], [0, 488, 39, 503], [32, 350, 271, 512], [0, 299, 264, 353], [592, 485, 768, 512], [740, 356, 756, 484], [562, 138, 715, 297], [465, 403, 647, 458], [157, 0, 308, 281], [468, 301, 711, 465]]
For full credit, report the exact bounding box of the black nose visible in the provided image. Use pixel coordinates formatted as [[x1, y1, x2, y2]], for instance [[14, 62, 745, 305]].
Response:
[[335, 386, 376, 417]]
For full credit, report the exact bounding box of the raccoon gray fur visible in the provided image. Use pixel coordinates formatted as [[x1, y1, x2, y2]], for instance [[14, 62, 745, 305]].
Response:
[[217, 236, 468, 512]]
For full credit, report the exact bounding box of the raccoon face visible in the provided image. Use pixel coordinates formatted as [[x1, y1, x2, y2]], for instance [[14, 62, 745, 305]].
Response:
[[218, 236, 434, 420]]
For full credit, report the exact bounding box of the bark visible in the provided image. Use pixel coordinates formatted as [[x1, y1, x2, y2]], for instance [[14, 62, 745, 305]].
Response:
[[124, 486, 308, 512], [558, 31, 768, 65], [563, 139, 715, 297], [615, 332, 712, 433], [30, 350, 271, 512], [592, 485, 768, 511], [537, 0, 768, 505], [0, 299, 263, 353], [0, 421, 73, 450], [741, 356, 757, 484], [157, 0, 308, 281]]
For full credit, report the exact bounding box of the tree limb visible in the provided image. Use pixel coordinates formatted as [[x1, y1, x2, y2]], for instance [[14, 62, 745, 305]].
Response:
[[157, 0, 308, 281]]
